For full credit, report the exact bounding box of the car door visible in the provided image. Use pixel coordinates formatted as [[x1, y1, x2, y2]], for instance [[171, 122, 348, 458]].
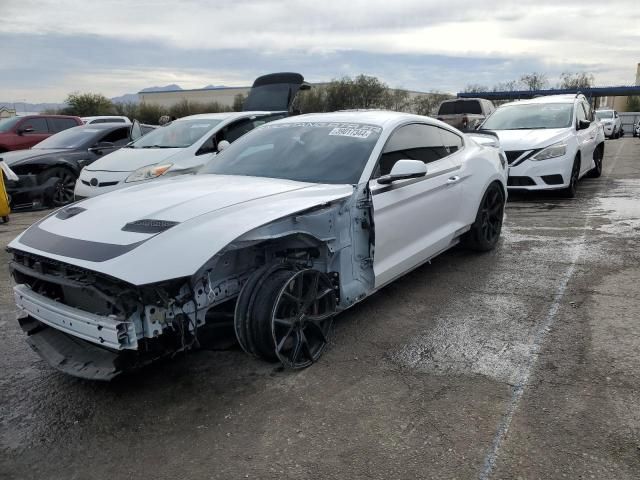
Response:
[[16, 117, 49, 149], [576, 102, 597, 176], [370, 123, 464, 287]]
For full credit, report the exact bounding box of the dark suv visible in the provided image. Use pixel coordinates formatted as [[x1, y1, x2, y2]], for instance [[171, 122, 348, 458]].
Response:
[[0, 115, 83, 152], [436, 98, 495, 130]]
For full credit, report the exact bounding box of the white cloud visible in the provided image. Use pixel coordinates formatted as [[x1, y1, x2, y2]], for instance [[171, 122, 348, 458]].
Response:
[[1, 0, 638, 101]]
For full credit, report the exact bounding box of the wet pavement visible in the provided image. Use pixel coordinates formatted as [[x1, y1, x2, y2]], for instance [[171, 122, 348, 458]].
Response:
[[1, 138, 639, 479]]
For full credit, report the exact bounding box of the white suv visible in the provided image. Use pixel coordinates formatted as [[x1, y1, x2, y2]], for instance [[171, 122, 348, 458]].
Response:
[[480, 94, 605, 197], [595, 109, 622, 139]]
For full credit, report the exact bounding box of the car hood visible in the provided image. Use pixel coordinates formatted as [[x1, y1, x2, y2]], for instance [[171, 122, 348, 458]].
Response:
[[0, 148, 72, 167], [492, 129, 570, 151], [84, 147, 184, 173], [9, 174, 355, 285]]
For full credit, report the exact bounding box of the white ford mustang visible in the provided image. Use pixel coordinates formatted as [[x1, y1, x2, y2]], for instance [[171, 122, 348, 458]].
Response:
[[8, 111, 508, 380]]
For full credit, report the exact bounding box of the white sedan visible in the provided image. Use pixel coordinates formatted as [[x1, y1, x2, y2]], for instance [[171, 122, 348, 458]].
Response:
[[9, 111, 508, 380]]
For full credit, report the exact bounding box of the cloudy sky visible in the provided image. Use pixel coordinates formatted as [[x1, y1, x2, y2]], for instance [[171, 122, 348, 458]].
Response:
[[2, 0, 639, 102]]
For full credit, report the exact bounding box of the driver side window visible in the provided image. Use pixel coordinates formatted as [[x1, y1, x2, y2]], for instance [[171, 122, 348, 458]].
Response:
[[373, 124, 450, 177]]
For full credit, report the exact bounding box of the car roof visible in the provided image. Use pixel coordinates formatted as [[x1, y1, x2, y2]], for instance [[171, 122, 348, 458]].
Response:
[[81, 115, 130, 121], [270, 110, 441, 129], [178, 111, 282, 121], [72, 123, 130, 132], [503, 94, 579, 106]]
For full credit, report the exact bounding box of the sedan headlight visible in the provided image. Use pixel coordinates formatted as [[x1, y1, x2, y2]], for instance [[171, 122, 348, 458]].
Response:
[[532, 143, 567, 161], [125, 163, 173, 183]]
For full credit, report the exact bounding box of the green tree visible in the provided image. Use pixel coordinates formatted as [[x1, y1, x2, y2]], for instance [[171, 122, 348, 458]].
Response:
[[520, 72, 548, 91], [627, 96, 640, 112], [384, 88, 411, 111], [559, 72, 595, 89], [64, 92, 115, 116], [412, 92, 453, 116], [463, 84, 489, 93], [232, 93, 246, 112]]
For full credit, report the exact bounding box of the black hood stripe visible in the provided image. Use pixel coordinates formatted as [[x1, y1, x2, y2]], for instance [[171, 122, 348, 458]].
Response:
[[20, 224, 146, 262]]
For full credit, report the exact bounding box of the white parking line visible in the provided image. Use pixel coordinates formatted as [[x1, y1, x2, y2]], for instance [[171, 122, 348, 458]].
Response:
[[478, 233, 585, 479]]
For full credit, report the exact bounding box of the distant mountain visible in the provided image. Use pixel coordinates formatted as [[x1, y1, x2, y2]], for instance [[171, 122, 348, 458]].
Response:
[[2, 84, 229, 111], [140, 84, 182, 93], [0, 101, 65, 113]]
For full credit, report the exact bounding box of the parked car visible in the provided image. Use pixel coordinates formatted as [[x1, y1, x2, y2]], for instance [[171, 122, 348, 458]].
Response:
[[81, 116, 131, 125], [1, 123, 143, 209], [595, 109, 622, 139], [436, 98, 495, 130], [0, 115, 83, 152], [480, 94, 605, 197], [9, 110, 507, 380], [74, 72, 308, 200], [633, 120, 640, 137]]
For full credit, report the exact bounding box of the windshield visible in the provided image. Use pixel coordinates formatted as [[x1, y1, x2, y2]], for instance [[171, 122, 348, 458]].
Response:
[[595, 111, 613, 120], [0, 117, 21, 132], [482, 103, 574, 130], [200, 121, 382, 184], [129, 118, 221, 148], [33, 127, 101, 149]]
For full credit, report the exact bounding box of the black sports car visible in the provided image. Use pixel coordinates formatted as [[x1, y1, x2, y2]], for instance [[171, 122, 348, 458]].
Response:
[[1, 123, 142, 209]]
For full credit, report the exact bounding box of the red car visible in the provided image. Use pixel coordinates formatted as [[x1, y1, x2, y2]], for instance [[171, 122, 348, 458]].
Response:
[[0, 115, 83, 152]]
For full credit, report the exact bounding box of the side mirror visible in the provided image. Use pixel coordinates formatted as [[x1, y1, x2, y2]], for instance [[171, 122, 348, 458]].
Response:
[[577, 119, 591, 130], [217, 140, 230, 152], [377, 160, 427, 185], [89, 141, 115, 155], [18, 126, 34, 135]]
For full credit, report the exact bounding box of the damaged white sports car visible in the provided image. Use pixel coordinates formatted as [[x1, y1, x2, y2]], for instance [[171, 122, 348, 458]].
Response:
[[9, 111, 508, 380]]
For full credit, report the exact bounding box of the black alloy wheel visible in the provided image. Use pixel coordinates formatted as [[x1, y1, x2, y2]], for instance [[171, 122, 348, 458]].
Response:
[[270, 269, 336, 369], [463, 182, 505, 251], [39, 167, 77, 206]]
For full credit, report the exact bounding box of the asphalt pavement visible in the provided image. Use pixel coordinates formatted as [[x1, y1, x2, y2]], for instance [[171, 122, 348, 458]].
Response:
[[1, 137, 639, 480]]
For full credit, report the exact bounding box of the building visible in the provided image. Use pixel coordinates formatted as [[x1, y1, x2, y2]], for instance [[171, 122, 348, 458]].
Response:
[[0, 106, 17, 119], [139, 86, 251, 109]]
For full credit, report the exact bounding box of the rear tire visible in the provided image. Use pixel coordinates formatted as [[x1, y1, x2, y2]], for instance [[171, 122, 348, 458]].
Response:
[[462, 182, 505, 252]]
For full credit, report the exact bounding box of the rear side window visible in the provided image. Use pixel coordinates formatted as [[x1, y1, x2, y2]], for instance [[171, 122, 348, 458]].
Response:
[[49, 118, 79, 133], [438, 101, 456, 115], [21, 117, 48, 133], [377, 123, 448, 176], [439, 129, 464, 154]]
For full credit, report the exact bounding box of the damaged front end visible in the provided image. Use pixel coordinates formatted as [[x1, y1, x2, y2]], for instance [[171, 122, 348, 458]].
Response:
[[8, 184, 375, 380], [9, 250, 213, 380]]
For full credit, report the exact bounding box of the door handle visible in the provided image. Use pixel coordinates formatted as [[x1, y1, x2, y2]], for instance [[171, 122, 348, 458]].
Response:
[[447, 176, 461, 184]]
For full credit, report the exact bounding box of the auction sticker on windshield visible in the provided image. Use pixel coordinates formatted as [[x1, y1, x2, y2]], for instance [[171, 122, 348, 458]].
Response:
[[329, 127, 373, 138]]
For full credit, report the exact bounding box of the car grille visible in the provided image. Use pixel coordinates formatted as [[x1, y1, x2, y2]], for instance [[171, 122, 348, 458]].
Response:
[[81, 179, 119, 187], [504, 149, 541, 166]]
